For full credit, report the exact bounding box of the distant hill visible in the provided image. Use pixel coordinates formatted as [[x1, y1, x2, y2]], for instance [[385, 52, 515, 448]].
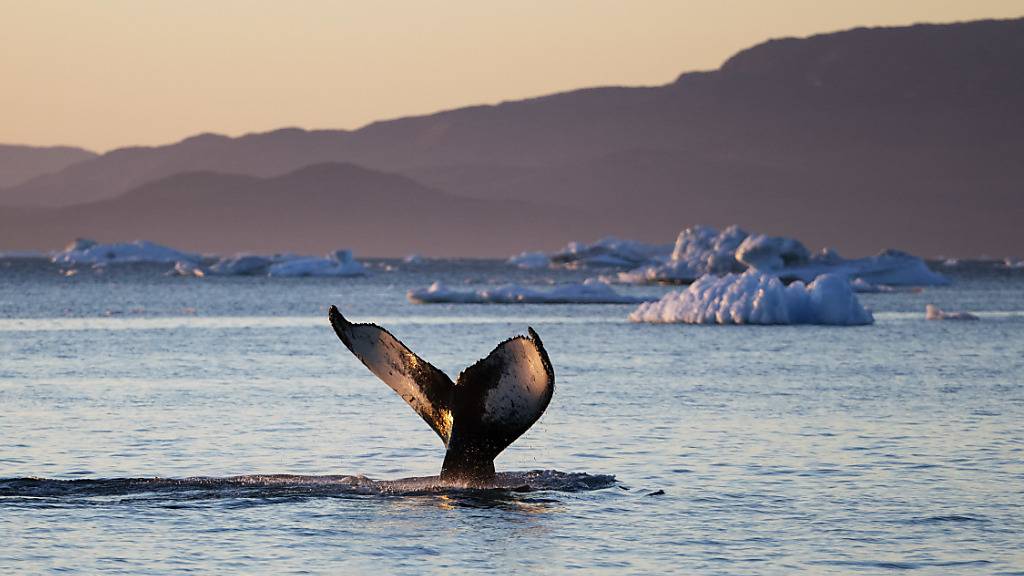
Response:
[[2, 18, 1022, 256], [0, 144, 96, 188], [0, 163, 594, 257]]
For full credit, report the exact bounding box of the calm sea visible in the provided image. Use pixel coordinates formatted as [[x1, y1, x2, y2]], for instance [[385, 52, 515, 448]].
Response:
[[1, 258, 1022, 574]]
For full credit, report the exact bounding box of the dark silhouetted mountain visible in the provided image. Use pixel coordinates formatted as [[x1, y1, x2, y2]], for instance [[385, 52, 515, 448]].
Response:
[[2, 18, 1022, 256], [0, 163, 596, 257], [0, 144, 96, 188]]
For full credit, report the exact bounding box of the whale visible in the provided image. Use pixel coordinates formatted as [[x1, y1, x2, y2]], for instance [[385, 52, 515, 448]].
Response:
[[328, 306, 554, 484]]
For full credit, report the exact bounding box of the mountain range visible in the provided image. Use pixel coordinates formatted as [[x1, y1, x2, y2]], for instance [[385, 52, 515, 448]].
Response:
[[2, 17, 1022, 257]]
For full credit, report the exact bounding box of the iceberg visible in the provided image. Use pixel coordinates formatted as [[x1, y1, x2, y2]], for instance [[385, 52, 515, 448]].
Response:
[[925, 304, 979, 321], [266, 250, 366, 277], [52, 238, 201, 265], [778, 249, 949, 286], [208, 254, 276, 275], [1003, 258, 1024, 270], [507, 251, 551, 269], [734, 233, 810, 271], [615, 225, 948, 287], [617, 225, 749, 284], [629, 270, 874, 326], [549, 236, 671, 269], [171, 261, 205, 277], [408, 279, 653, 304], [403, 254, 426, 264]]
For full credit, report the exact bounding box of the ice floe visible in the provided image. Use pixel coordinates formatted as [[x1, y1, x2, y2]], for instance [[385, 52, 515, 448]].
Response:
[[629, 270, 874, 325], [209, 254, 277, 275], [172, 261, 205, 277], [403, 254, 426, 264], [408, 279, 652, 304], [925, 304, 979, 321], [548, 236, 671, 269], [52, 239, 201, 265], [267, 250, 366, 277]]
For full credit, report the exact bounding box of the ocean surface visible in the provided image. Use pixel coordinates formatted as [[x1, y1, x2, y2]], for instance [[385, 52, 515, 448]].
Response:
[[1, 257, 1022, 574]]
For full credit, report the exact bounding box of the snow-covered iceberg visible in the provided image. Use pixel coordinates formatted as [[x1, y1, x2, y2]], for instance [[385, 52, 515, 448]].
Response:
[[925, 304, 979, 321], [629, 270, 874, 325], [52, 239, 201, 265], [507, 251, 551, 269], [618, 225, 750, 283], [267, 250, 366, 277], [208, 254, 277, 275], [777, 249, 949, 286], [408, 279, 652, 304], [549, 236, 671, 269], [615, 225, 947, 288]]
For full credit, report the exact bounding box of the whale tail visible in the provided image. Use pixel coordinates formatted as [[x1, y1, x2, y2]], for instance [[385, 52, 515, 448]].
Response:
[[328, 305, 554, 484]]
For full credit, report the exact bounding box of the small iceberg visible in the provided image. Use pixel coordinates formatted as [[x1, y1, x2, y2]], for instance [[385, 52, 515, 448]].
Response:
[[209, 254, 277, 275], [267, 250, 366, 277], [925, 304, 979, 321], [779, 249, 949, 286], [629, 270, 874, 325], [614, 225, 948, 288], [403, 254, 426, 264], [52, 239, 201, 265], [549, 236, 671, 269], [408, 279, 652, 304], [507, 251, 551, 269], [171, 261, 205, 277], [618, 225, 753, 284]]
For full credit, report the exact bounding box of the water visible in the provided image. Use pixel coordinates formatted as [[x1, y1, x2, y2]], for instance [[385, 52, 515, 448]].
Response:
[[1, 258, 1022, 573]]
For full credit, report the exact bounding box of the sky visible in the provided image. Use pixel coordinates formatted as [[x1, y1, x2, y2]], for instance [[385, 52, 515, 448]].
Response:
[[2, 0, 1022, 152]]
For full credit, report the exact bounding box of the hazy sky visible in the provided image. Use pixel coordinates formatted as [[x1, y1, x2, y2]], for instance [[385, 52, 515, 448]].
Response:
[[3, 0, 1021, 152]]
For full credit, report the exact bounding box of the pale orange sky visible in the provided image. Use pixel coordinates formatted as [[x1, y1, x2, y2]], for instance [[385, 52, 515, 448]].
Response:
[[2, 0, 1022, 152]]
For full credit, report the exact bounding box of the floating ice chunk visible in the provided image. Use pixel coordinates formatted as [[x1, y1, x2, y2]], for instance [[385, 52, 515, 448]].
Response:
[[507, 251, 551, 269], [52, 238, 201, 265], [266, 249, 366, 277], [925, 304, 979, 321], [672, 225, 749, 273], [616, 259, 706, 285], [550, 236, 671, 269], [942, 258, 959, 267], [781, 249, 949, 286], [629, 270, 874, 325], [403, 254, 425, 264], [735, 234, 810, 271], [208, 254, 275, 275], [171, 261, 205, 277], [1003, 258, 1024, 269], [408, 279, 652, 304], [617, 225, 747, 283]]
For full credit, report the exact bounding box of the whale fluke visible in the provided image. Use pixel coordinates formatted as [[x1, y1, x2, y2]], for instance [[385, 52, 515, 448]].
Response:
[[328, 305, 554, 484]]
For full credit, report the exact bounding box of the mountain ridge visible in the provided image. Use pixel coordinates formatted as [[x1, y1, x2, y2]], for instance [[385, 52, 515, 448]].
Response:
[[2, 17, 1022, 256]]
